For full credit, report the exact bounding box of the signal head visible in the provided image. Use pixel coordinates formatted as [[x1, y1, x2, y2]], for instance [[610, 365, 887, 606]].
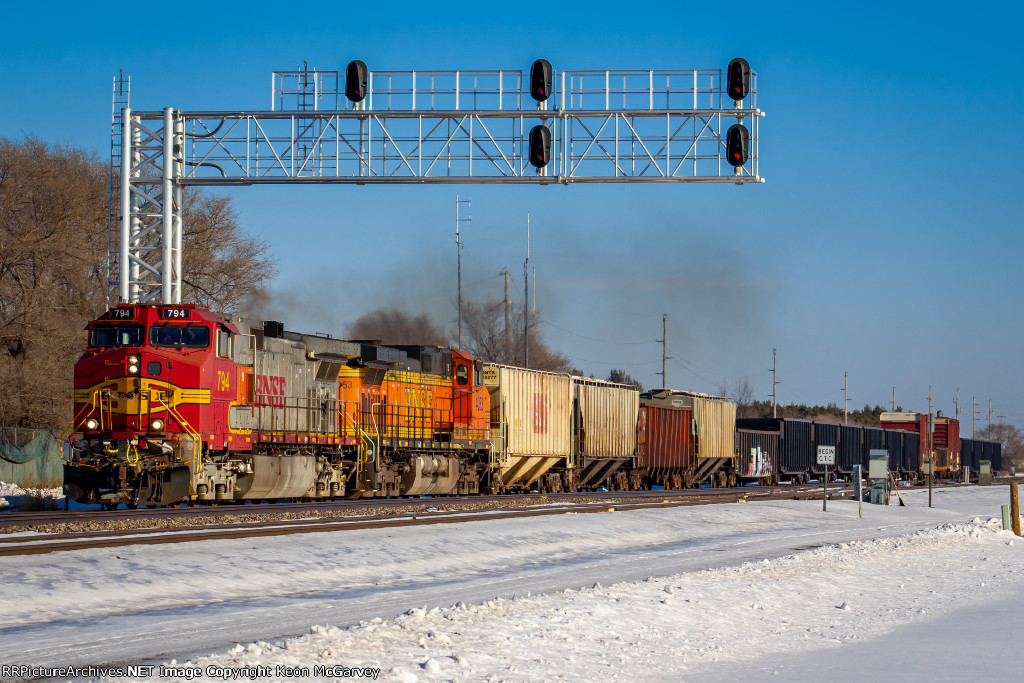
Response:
[[726, 123, 749, 167], [345, 60, 368, 103], [727, 58, 751, 102], [530, 59, 553, 102], [528, 125, 551, 168]]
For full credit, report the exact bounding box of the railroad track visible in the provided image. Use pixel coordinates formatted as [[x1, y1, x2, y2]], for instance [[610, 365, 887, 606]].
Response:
[[0, 484, 839, 529], [0, 484, 851, 556]]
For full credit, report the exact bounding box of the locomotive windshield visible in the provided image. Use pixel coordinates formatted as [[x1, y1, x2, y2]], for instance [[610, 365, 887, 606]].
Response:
[[149, 324, 211, 348], [90, 325, 145, 348]]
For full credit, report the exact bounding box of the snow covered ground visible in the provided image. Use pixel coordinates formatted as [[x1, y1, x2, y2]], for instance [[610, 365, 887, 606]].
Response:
[[1, 485, 1022, 682], [0, 481, 62, 510]]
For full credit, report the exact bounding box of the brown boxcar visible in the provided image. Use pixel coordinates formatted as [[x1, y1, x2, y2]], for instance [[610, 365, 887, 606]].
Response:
[[636, 401, 695, 486], [638, 390, 736, 487], [881, 411, 961, 475], [932, 415, 961, 473]]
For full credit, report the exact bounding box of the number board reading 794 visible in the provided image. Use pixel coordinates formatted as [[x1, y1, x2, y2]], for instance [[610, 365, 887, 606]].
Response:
[[816, 445, 835, 465], [108, 308, 135, 320], [160, 308, 191, 320]]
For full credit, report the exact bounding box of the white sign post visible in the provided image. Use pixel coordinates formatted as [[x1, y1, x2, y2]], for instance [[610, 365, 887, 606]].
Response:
[[817, 446, 836, 511]]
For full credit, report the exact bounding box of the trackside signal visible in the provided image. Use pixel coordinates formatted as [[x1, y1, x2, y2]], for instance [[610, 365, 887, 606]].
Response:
[[727, 58, 750, 103], [529, 125, 551, 167], [726, 124, 749, 167], [345, 60, 368, 103], [530, 59, 553, 102]]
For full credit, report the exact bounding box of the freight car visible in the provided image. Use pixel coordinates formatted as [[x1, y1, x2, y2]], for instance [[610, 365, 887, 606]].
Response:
[[960, 437, 1003, 479], [880, 411, 962, 478], [636, 390, 736, 488]]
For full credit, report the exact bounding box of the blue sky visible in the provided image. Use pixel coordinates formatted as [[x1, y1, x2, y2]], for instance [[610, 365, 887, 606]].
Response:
[[3, 1, 1022, 428]]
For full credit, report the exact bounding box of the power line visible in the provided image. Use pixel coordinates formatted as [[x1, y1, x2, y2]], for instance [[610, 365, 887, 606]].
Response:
[[541, 320, 657, 346]]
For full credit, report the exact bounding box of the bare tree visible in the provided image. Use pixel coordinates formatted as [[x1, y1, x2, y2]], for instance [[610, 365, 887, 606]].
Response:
[[181, 191, 275, 313], [0, 137, 107, 429], [346, 309, 449, 346], [975, 423, 1024, 472], [716, 378, 756, 417], [0, 136, 276, 430], [461, 298, 573, 372]]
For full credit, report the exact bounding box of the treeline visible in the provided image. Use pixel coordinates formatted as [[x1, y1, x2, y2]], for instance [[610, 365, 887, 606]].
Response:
[[743, 400, 896, 426]]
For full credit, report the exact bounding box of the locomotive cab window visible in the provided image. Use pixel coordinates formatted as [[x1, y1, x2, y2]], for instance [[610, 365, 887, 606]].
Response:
[[90, 325, 144, 348], [149, 324, 211, 348], [217, 329, 232, 358], [455, 364, 469, 386]]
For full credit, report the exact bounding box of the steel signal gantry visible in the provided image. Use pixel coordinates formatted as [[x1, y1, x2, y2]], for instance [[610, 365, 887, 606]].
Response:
[[115, 59, 764, 304]]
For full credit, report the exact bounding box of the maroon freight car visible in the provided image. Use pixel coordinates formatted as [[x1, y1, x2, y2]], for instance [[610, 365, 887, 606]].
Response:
[[636, 390, 736, 488]]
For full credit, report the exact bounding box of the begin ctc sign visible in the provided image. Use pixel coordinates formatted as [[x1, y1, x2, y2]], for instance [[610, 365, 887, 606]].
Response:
[[817, 445, 836, 465]]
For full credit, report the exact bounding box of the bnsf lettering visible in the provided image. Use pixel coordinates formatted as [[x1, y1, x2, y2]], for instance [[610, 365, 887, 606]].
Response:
[[255, 375, 287, 407], [404, 388, 433, 408]]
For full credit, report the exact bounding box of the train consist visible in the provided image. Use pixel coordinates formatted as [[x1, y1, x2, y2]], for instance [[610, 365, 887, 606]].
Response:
[[63, 304, 1001, 508]]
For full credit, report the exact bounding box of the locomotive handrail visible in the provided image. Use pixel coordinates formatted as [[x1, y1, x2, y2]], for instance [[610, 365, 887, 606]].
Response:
[[60, 401, 95, 462], [155, 394, 202, 475], [371, 402, 383, 472], [341, 407, 374, 476]]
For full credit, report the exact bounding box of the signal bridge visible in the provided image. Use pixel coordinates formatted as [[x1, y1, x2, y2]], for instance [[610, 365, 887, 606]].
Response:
[[115, 60, 763, 304]]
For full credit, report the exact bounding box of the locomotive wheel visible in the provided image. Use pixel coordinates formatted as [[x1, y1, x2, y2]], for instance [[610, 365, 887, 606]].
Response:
[[126, 503, 138, 510], [102, 503, 118, 511]]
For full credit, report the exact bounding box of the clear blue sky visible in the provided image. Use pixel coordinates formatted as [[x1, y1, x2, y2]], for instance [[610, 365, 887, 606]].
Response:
[[3, 1, 1022, 429]]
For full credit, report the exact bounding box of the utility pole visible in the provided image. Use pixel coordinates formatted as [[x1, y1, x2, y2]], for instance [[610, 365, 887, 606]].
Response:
[[928, 386, 933, 508], [843, 372, 849, 424], [954, 388, 960, 421], [892, 386, 896, 412], [661, 315, 667, 389], [503, 269, 511, 356], [523, 213, 530, 369], [455, 195, 471, 348], [656, 315, 671, 390], [770, 349, 779, 418], [973, 396, 978, 437], [989, 399, 993, 430]]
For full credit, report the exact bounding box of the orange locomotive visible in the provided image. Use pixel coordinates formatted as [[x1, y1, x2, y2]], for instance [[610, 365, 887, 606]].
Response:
[[64, 304, 492, 508]]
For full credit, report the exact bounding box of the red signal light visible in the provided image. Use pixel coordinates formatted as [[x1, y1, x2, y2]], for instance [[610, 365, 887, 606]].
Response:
[[726, 124, 749, 167]]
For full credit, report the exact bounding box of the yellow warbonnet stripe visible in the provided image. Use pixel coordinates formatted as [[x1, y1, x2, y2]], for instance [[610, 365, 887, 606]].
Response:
[[74, 377, 211, 413]]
